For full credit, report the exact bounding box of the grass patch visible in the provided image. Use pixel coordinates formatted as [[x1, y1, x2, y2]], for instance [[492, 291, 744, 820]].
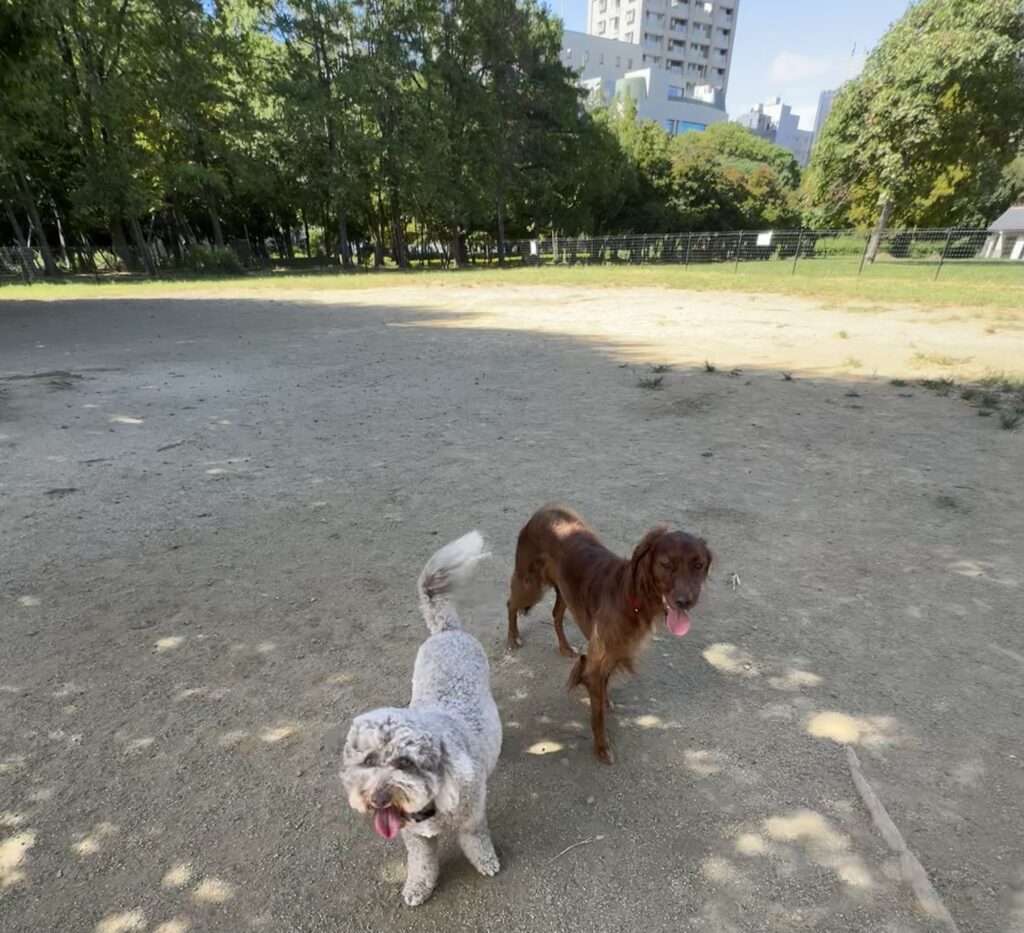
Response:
[[842, 356, 863, 369], [913, 351, 974, 367], [649, 363, 673, 374], [979, 371, 1024, 394], [889, 378, 908, 387], [921, 378, 954, 396], [782, 372, 794, 381], [999, 408, 1022, 430], [913, 369, 1024, 429], [634, 371, 665, 390], [3, 261, 1023, 315], [703, 360, 716, 372], [838, 330, 849, 339]]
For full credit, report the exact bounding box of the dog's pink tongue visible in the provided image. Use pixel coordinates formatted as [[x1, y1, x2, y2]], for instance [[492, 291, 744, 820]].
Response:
[[373, 807, 403, 840], [666, 607, 692, 637]]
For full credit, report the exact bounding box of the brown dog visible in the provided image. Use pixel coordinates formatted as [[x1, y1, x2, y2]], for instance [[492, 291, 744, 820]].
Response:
[[506, 504, 712, 764]]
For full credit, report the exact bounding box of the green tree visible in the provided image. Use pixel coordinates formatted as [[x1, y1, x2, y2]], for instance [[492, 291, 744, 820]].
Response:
[[807, 0, 1024, 250]]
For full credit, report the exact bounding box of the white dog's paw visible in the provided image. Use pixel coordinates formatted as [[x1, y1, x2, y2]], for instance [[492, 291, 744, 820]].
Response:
[[473, 851, 500, 877], [402, 880, 435, 907]]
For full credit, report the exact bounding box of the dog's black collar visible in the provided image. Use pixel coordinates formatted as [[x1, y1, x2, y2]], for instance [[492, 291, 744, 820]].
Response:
[[409, 805, 437, 822]]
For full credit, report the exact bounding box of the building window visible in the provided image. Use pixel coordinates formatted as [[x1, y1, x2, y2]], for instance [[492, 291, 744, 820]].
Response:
[[678, 121, 707, 134], [626, 10, 635, 23], [627, 57, 633, 67], [565, 48, 572, 59], [616, 56, 621, 67], [597, 0, 607, 11], [583, 51, 590, 65], [668, 85, 684, 100], [599, 53, 604, 64], [665, 119, 677, 134], [624, 32, 633, 43], [598, 20, 606, 34]]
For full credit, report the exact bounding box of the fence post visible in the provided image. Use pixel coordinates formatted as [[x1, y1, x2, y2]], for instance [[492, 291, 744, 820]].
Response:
[[857, 231, 872, 277], [934, 227, 955, 281], [684, 232, 692, 267], [734, 231, 743, 271], [791, 230, 804, 275]]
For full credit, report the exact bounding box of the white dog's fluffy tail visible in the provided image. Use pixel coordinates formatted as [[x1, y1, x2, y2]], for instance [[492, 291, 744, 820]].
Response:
[[417, 531, 490, 635]]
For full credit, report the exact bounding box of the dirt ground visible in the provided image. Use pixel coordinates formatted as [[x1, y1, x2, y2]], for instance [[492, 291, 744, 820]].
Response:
[[1, 284, 1022, 933]]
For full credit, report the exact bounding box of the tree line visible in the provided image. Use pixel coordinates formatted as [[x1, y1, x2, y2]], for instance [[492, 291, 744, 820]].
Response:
[[1, 0, 1021, 275]]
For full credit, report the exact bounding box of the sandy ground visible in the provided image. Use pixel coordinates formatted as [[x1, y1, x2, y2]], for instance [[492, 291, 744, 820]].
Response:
[[1, 285, 1022, 933]]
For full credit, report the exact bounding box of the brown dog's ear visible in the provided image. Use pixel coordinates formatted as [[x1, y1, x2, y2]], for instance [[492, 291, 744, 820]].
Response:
[[630, 525, 667, 601], [630, 525, 668, 566], [701, 539, 713, 580]]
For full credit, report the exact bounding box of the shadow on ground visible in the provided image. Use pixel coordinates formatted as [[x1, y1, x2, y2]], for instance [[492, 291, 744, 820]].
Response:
[[1, 294, 1022, 932]]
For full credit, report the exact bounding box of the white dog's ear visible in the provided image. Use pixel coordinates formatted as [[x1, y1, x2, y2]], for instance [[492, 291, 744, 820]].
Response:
[[436, 737, 475, 811]]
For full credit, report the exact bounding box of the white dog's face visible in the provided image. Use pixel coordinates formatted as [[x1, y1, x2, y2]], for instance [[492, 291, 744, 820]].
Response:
[[341, 711, 450, 839]]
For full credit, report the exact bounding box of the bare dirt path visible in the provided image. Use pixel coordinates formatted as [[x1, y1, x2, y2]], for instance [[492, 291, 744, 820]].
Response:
[[2, 287, 1021, 932]]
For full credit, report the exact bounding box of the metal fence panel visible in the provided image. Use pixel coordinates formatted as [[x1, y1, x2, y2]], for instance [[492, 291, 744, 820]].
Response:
[[2, 227, 1022, 285]]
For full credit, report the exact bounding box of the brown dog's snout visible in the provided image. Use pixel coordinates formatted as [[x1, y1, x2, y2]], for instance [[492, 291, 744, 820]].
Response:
[[370, 787, 392, 810], [674, 594, 696, 611]]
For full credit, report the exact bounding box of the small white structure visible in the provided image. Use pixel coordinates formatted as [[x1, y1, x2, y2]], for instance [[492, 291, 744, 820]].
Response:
[[983, 205, 1024, 260]]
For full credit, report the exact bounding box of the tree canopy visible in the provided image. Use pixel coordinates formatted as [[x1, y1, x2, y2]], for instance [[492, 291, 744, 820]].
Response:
[[4, 0, 1020, 276], [807, 0, 1024, 230]]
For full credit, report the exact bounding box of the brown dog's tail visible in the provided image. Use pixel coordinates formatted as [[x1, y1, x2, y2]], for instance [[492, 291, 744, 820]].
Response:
[[417, 531, 490, 635]]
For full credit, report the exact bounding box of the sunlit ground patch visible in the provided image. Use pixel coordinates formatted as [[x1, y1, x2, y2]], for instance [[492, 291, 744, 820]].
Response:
[[525, 740, 563, 756], [0, 830, 36, 888]]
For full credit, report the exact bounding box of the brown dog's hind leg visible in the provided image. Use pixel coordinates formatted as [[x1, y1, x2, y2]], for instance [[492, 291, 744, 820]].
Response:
[[552, 587, 577, 658]]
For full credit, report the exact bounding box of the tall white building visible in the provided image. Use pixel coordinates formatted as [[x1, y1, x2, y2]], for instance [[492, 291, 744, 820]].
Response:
[[811, 89, 837, 148], [561, 31, 728, 135], [735, 98, 813, 167], [585, 0, 740, 98]]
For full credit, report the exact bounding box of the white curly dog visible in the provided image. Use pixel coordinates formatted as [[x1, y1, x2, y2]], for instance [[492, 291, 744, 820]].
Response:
[[340, 531, 502, 906]]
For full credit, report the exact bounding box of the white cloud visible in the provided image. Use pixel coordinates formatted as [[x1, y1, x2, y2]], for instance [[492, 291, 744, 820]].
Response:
[[770, 51, 866, 87], [770, 52, 833, 84]]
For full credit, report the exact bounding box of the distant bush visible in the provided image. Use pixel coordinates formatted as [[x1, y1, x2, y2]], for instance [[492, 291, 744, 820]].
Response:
[[174, 245, 244, 275]]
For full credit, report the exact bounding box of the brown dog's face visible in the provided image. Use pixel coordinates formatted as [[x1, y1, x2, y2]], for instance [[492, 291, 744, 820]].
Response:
[[636, 529, 712, 636]]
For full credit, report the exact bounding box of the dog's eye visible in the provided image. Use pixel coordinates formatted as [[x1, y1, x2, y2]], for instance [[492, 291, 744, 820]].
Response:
[[391, 756, 414, 771], [362, 752, 378, 767], [659, 560, 673, 570], [693, 561, 704, 571]]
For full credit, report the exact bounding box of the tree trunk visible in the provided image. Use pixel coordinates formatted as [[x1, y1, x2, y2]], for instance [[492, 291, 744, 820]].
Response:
[[451, 208, 468, 269], [4, 199, 35, 282], [130, 215, 157, 278], [111, 218, 139, 271], [388, 193, 407, 269], [167, 209, 184, 263], [303, 213, 311, 258], [14, 165, 59, 276], [205, 187, 225, 248], [4, 199, 29, 249], [496, 194, 507, 266], [337, 205, 351, 269], [865, 197, 893, 264]]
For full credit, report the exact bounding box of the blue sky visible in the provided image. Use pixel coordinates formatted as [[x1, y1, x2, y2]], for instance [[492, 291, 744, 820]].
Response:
[[549, 0, 910, 128]]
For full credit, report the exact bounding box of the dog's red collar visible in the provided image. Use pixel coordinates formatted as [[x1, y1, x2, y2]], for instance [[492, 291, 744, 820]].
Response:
[[629, 594, 640, 613]]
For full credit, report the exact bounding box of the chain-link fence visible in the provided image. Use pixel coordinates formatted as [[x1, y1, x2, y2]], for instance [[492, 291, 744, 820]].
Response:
[[2, 227, 1022, 285]]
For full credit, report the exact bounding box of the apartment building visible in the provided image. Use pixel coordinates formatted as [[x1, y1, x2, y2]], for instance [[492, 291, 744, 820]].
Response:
[[811, 88, 837, 148], [561, 30, 728, 136], [585, 0, 740, 98], [735, 98, 814, 166]]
